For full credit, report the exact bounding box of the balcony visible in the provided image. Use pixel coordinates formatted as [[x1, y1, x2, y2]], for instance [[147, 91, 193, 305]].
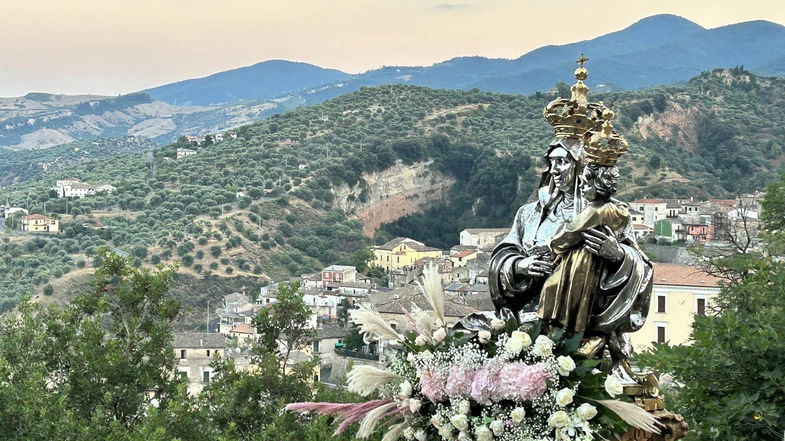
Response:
[[334, 347, 379, 361]]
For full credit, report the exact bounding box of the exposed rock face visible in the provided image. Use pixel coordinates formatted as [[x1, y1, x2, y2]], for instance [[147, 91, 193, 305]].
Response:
[[635, 101, 699, 151], [333, 160, 454, 235]]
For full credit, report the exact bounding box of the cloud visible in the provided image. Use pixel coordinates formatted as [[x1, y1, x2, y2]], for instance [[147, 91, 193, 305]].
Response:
[[434, 3, 471, 10]]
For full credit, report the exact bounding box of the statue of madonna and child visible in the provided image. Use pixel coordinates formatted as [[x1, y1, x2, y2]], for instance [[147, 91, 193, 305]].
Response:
[[462, 55, 661, 398]]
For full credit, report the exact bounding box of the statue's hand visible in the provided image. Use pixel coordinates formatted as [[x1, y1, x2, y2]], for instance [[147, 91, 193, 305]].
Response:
[[515, 255, 553, 278], [583, 226, 624, 263]]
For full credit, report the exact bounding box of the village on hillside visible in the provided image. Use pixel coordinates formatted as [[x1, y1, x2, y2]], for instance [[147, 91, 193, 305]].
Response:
[[171, 215, 728, 393]]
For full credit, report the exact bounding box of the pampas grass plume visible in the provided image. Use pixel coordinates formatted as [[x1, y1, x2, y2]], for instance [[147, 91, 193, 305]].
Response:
[[350, 304, 403, 343], [347, 365, 400, 396], [418, 263, 445, 325], [357, 402, 398, 439], [596, 399, 663, 434]]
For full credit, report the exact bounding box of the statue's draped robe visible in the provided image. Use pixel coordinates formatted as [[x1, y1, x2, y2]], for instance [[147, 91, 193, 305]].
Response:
[[538, 201, 629, 333], [489, 191, 653, 337]]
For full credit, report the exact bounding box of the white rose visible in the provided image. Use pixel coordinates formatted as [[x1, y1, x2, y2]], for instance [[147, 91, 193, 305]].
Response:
[[433, 327, 447, 343], [415, 335, 428, 346], [457, 399, 471, 415], [489, 420, 505, 437], [414, 429, 427, 441], [475, 425, 493, 441], [407, 352, 416, 363], [431, 414, 444, 428], [548, 410, 570, 428], [555, 388, 575, 407], [605, 375, 623, 397], [510, 407, 526, 423], [531, 335, 554, 358], [457, 431, 471, 441], [511, 331, 532, 349], [576, 403, 598, 421], [409, 398, 422, 413], [403, 427, 415, 440], [504, 336, 524, 354], [399, 380, 413, 400], [556, 355, 576, 376], [478, 330, 492, 344], [491, 318, 506, 331], [421, 350, 433, 359], [450, 414, 470, 432], [438, 423, 455, 440]]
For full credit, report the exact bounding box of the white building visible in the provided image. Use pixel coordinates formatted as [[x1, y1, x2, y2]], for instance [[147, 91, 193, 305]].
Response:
[[53, 178, 115, 199], [173, 333, 227, 395], [177, 147, 198, 159], [630, 199, 667, 227]]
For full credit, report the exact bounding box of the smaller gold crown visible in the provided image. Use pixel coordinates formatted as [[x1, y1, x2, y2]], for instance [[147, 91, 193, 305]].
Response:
[[583, 109, 629, 166], [543, 54, 608, 138]]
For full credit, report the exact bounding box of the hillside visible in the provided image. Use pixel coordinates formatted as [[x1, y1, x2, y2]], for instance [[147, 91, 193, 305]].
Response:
[[0, 91, 309, 151], [1, 68, 783, 319]]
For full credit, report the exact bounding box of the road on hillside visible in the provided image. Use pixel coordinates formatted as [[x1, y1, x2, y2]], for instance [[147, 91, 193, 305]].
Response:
[[0, 217, 5, 233]]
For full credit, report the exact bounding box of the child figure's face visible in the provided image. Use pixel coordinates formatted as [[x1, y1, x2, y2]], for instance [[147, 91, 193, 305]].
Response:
[[579, 167, 600, 201]]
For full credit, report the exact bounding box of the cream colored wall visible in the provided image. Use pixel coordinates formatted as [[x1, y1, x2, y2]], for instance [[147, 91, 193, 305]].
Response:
[[373, 244, 441, 271], [629, 284, 719, 352]]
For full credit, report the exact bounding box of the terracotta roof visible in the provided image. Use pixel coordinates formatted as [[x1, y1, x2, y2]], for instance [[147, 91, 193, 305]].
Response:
[[651, 263, 721, 287], [316, 325, 351, 339], [376, 237, 440, 252], [369, 284, 488, 317], [453, 249, 478, 258], [230, 323, 255, 334], [173, 332, 227, 348], [23, 214, 54, 220], [322, 265, 356, 272], [632, 199, 667, 204]]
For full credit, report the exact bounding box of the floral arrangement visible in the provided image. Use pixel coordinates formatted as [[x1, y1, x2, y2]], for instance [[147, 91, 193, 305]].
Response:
[[286, 267, 661, 441]]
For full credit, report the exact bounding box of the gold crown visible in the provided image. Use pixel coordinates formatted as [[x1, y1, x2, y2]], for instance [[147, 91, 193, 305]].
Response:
[[583, 109, 629, 166], [543, 54, 608, 138]]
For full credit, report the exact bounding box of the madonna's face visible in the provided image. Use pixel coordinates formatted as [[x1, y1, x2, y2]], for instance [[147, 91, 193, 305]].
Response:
[[548, 147, 576, 193]]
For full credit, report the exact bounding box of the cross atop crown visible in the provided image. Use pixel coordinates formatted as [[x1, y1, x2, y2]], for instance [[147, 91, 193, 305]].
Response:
[[576, 54, 589, 68]]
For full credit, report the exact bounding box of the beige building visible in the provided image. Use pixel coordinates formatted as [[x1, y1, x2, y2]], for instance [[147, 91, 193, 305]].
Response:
[[631, 199, 667, 227], [629, 264, 721, 351], [372, 237, 442, 271], [459, 228, 508, 250], [173, 333, 227, 395], [20, 214, 60, 233]]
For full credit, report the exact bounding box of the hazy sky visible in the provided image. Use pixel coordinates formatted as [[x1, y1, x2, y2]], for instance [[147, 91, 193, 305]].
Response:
[[2, 0, 784, 97]]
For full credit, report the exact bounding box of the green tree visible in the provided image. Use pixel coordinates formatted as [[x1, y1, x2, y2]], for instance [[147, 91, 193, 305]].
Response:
[[0, 249, 181, 438], [252, 281, 315, 376], [637, 176, 785, 440]]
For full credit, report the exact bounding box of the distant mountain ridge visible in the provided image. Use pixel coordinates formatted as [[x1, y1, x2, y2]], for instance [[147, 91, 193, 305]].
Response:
[[3, 14, 785, 154], [143, 14, 785, 105], [143, 60, 350, 106]]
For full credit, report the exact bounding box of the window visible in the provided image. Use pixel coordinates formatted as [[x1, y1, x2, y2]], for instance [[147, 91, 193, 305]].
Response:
[[180, 350, 187, 360], [179, 371, 187, 379], [696, 296, 707, 316], [656, 294, 666, 313], [313, 341, 320, 352], [390, 322, 397, 330], [206, 349, 211, 357], [655, 322, 668, 344], [203, 371, 211, 383]]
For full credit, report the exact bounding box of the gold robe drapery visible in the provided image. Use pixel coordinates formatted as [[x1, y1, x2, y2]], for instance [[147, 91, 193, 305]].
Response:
[[538, 201, 629, 333]]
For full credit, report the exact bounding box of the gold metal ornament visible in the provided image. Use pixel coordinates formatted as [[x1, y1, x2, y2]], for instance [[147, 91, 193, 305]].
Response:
[[583, 109, 629, 166], [543, 54, 609, 138]]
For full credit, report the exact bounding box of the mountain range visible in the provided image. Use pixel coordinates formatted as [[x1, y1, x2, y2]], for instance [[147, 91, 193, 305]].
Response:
[[1, 14, 785, 160]]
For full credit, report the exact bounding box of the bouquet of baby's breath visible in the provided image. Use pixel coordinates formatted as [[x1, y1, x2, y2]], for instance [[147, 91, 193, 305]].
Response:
[[287, 266, 660, 441]]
